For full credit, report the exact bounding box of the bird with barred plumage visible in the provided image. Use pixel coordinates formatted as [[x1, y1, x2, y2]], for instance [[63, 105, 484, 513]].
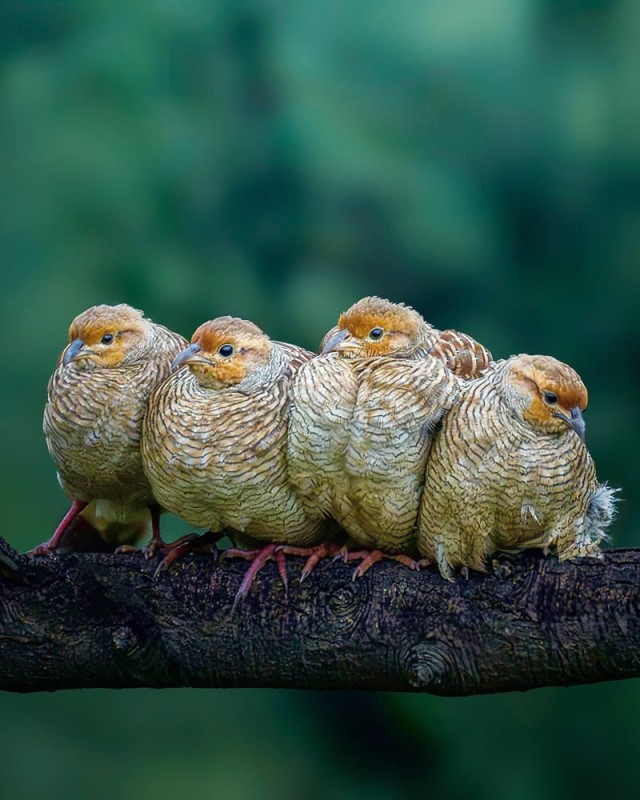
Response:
[[417, 354, 617, 579], [286, 296, 474, 578], [319, 295, 493, 378], [141, 316, 328, 605], [35, 304, 187, 555]]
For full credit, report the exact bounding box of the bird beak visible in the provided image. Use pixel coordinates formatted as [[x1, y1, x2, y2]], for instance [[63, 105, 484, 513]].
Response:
[[553, 406, 586, 442], [172, 342, 205, 370], [321, 329, 359, 355], [62, 338, 86, 367]]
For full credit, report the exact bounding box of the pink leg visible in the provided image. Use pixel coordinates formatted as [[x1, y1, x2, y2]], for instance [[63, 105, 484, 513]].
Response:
[[224, 544, 288, 610], [31, 500, 88, 556], [143, 505, 165, 558], [153, 531, 221, 576], [277, 539, 345, 583], [342, 549, 420, 580]]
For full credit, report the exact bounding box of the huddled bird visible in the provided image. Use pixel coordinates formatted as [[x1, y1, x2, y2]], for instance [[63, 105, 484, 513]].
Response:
[[318, 295, 493, 378], [36, 304, 187, 555], [287, 296, 486, 578], [141, 316, 328, 604], [36, 298, 617, 594], [417, 354, 616, 579]]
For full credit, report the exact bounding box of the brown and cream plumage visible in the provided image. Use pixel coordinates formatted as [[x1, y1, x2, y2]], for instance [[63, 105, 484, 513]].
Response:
[[35, 304, 187, 554], [417, 354, 615, 579], [288, 297, 463, 577], [319, 295, 493, 378], [141, 316, 326, 601]]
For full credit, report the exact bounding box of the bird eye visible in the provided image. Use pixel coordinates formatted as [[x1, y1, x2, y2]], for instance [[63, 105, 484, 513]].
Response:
[[101, 334, 114, 345], [543, 391, 558, 405], [219, 344, 234, 357], [369, 327, 384, 340]]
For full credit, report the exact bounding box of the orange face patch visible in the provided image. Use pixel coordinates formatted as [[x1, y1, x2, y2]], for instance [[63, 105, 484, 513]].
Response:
[[68, 304, 145, 344], [63, 305, 149, 367], [338, 298, 421, 340], [509, 355, 588, 433], [334, 297, 424, 357], [188, 317, 272, 386]]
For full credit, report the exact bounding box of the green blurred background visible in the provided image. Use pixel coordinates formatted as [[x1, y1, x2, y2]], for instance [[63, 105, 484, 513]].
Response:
[[2, 0, 640, 797]]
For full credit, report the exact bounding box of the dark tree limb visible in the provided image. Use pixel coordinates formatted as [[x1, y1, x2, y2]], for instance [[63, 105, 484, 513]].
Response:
[[0, 534, 639, 694]]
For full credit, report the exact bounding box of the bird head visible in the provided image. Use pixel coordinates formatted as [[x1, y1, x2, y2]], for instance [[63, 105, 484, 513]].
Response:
[[503, 355, 588, 440], [320, 296, 431, 359], [173, 317, 272, 389], [61, 304, 152, 369]]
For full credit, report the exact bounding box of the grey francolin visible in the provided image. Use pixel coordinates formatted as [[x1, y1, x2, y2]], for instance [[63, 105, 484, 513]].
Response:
[[36, 304, 187, 555], [417, 354, 617, 579], [319, 295, 493, 378], [287, 296, 465, 578], [141, 316, 326, 603]]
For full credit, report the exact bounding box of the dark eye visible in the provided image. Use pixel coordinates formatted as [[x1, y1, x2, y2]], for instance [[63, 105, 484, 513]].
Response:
[[219, 344, 234, 357], [543, 391, 558, 405], [101, 334, 114, 345], [369, 327, 384, 340]]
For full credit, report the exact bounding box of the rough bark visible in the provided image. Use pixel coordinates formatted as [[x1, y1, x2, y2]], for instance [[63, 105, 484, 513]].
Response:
[[0, 535, 639, 694]]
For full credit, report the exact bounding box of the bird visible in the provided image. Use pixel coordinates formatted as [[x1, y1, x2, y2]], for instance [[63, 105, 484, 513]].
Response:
[[416, 354, 616, 579], [287, 296, 464, 578], [319, 295, 493, 378], [140, 316, 326, 605], [35, 303, 187, 555]]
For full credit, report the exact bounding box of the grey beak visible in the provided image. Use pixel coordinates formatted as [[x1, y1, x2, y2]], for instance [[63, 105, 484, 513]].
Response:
[[321, 328, 352, 354], [172, 342, 202, 370], [62, 338, 85, 367], [554, 406, 586, 442], [569, 406, 586, 442]]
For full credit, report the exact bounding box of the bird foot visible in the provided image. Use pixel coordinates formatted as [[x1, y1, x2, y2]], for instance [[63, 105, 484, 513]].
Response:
[[114, 539, 169, 558], [153, 532, 220, 577], [340, 549, 420, 580], [142, 537, 168, 559], [30, 499, 89, 556], [277, 540, 344, 583], [114, 544, 138, 554], [223, 544, 288, 610], [30, 541, 56, 557]]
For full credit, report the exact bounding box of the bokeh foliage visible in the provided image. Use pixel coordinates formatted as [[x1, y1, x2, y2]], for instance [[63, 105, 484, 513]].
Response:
[[1, 1, 640, 798]]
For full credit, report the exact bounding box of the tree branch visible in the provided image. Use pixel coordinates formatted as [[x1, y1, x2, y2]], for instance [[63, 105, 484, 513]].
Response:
[[0, 535, 639, 694]]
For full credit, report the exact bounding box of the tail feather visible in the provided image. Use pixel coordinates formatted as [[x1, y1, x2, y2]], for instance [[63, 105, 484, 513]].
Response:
[[586, 483, 620, 543]]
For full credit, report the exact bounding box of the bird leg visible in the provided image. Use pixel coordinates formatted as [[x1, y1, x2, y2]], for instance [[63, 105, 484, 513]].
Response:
[[31, 499, 89, 556], [340, 548, 420, 580], [153, 530, 221, 577], [277, 538, 346, 583], [142, 505, 166, 558], [223, 544, 288, 610], [116, 505, 166, 556]]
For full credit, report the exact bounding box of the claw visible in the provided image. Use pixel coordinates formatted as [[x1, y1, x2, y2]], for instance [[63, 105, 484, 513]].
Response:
[[340, 548, 419, 580], [153, 531, 220, 577], [331, 546, 350, 564], [224, 543, 289, 611], [114, 544, 138, 554], [31, 499, 88, 556], [277, 540, 345, 583]]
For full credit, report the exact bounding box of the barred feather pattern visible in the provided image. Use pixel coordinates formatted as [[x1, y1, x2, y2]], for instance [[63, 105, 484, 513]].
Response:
[[288, 354, 360, 524], [429, 330, 493, 379], [44, 322, 186, 540], [288, 354, 461, 552], [417, 360, 603, 579], [320, 323, 491, 379], [142, 343, 325, 544]]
